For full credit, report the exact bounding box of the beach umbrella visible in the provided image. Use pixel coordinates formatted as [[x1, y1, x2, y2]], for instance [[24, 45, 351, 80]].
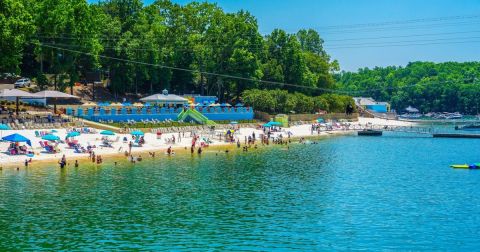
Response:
[[122, 102, 132, 106], [110, 102, 122, 107], [133, 102, 144, 107], [230, 121, 238, 124], [220, 103, 232, 107], [0, 89, 37, 115], [269, 121, 282, 126], [81, 102, 97, 107], [42, 134, 60, 141], [317, 118, 325, 123], [100, 130, 115, 136], [130, 130, 144, 136], [66, 131, 80, 138], [263, 123, 272, 127], [235, 103, 244, 107], [2, 133, 31, 146], [0, 124, 11, 138], [0, 124, 11, 130], [97, 102, 110, 107], [209, 103, 220, 107], [34, 90, 80, 113]]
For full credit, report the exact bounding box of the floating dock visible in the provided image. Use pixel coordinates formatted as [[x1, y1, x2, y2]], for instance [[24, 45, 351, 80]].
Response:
[[432, 133, 480, 139]]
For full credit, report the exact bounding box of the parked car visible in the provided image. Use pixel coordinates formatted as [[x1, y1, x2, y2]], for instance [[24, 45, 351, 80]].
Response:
[[14, 78, 31, 88]]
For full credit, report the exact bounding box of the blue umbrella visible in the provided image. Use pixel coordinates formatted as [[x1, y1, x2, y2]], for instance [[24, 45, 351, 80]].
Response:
[[100, 130, 115, 136], [0, 124, 11, 130], [2, 133, 31, 146], [130, 130, 144, 136], [122, 102, 132, 106], [263, 123, 272, 127], [317, 118, 325, 123], [235, 103, 244, 107], [230, 121, 238, 124], [269, 121, 282, 126], [42, 134, 60, 141], [66, 131, 80, 138]]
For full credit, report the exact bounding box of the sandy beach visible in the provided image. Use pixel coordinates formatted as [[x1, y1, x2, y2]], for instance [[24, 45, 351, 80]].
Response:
[[0, 117, 415, 167]]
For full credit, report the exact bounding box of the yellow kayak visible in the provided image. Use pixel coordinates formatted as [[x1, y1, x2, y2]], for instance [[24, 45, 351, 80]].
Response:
[[450, 164, 470, 169]]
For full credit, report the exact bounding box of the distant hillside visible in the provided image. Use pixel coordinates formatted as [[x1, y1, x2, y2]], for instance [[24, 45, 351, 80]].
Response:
[[335, 61, 480, 114]]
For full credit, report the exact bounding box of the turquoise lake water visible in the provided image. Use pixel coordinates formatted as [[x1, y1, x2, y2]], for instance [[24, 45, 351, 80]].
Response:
[[1, 132, 479, 250]]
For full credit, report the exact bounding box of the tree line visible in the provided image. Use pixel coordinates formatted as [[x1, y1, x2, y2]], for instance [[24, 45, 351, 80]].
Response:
[[242, 89, 354, 114], [1, 0, 338, 102], [335, 61, 480, 114]]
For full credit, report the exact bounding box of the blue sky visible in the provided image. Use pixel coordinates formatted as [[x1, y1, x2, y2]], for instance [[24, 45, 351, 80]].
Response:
[[94, 0, 480, 71]]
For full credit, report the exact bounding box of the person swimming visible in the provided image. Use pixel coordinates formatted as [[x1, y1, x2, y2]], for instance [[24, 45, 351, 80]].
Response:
[[74, 160, 79, 167]]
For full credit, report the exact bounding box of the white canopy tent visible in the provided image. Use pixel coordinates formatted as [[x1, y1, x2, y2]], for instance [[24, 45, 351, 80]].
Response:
[[0, 89, 37, 115], [140, 89, 188, 106], [34, 90, 80, 113]]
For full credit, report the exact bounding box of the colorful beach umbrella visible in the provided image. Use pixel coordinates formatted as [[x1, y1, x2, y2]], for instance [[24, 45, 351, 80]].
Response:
[[42, 134, 60, 141], [268, 121, 282, 126], [2, 133, 31, 146], [100, 130, 115, 136], [66, 131, 80, 138], [0, 124, 11, 130], [130, 130, 144, 136]]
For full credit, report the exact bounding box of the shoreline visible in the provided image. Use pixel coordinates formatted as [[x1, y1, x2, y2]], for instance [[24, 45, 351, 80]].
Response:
[[0, 117, 413, 169], [0, 130, 355, 169]]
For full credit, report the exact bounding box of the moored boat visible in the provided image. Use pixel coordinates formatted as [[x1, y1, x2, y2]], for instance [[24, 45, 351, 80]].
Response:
[[358, 129, 382, 136]]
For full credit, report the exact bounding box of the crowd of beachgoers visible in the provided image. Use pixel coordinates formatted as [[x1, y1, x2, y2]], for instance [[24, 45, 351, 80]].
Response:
[[0, 117, 415, 169]]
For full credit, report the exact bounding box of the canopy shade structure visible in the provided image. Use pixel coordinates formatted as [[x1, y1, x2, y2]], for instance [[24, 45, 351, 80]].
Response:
[[2, 133, 31, 146], [0, 124, 11, 130], [0, 89, 37, 115], [140, 91, 188, 104], [268, 121, 282, 126], [34, 90, 79, 99], [34, 90, 80, 113], [100, 130, 115, 136], [130, 130, 144, 136], [66, 131, 80, 138], [97, 102, 111, 107], [42, 134, 60, 141], [81, 102, 97, 107]]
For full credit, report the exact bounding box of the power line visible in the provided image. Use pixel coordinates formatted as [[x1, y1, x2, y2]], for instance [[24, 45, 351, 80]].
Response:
[[326, 39, 480, 49], [36, 43, 350, 94], [329, 36, 480, 47], [313, 14, 480, 30], [327, 30, 480, 42]]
